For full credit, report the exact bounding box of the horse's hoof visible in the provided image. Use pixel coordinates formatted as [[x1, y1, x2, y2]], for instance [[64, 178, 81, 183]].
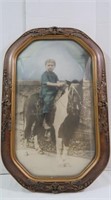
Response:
[[38, 149, 44, 154], [35, 147, 40, 151]]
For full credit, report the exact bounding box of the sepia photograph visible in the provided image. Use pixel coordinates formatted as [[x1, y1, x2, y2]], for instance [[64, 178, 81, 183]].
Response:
[[15, 39, 95, 177]]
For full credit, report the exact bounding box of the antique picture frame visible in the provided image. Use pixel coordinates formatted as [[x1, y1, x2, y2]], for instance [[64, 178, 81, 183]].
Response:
[[1, 27, 110, 193]]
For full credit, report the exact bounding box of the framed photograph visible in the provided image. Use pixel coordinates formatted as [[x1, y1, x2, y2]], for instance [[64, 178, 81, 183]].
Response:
[[1, 27, 110, 193]]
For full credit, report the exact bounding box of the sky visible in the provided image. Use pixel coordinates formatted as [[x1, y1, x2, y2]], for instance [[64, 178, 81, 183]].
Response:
[[17, 40, 91, 81]]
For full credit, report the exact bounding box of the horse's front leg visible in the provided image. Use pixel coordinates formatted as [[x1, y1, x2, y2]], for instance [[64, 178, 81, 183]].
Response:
[[56, 138, 64, 165], [24, 116, 34, 148], [57, 139, 70, 167], [33, 135, 41, 151], [33, 120, 44, 154], [56, 138, 63, 155], [62, 145, 69, 160]]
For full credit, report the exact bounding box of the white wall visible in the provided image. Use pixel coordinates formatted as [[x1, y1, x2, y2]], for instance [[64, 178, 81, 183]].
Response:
[[0, 0, 111, 174]]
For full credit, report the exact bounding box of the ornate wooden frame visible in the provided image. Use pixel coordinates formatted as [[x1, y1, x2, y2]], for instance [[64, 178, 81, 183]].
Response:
[[1, 27, 110, 193]]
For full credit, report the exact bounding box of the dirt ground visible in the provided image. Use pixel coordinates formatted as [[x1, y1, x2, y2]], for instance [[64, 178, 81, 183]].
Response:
[[16, 148, 93, 177]]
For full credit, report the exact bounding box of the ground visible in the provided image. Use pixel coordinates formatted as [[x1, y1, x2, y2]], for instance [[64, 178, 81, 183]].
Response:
[[16, 148, 93, 177]]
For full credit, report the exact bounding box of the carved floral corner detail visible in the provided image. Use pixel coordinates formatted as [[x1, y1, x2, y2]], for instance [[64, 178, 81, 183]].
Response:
[[22, 27, 89, 39]]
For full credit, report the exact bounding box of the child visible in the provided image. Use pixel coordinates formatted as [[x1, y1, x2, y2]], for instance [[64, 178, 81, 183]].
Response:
[[40, 59, 65, 129]]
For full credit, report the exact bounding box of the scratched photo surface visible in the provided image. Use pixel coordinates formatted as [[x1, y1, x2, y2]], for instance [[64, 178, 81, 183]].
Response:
[[15, 40, 95, 176]]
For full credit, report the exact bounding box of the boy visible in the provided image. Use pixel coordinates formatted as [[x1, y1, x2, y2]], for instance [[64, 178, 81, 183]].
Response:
[[40, 59, 65, 129]]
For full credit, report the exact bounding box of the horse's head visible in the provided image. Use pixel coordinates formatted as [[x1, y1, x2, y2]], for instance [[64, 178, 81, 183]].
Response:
[[67, 80, 83, 115]]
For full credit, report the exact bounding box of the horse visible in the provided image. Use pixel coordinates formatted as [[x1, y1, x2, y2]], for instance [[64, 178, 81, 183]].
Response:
[[56, 80, 83, 164], [23, 80, 83, 156]]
